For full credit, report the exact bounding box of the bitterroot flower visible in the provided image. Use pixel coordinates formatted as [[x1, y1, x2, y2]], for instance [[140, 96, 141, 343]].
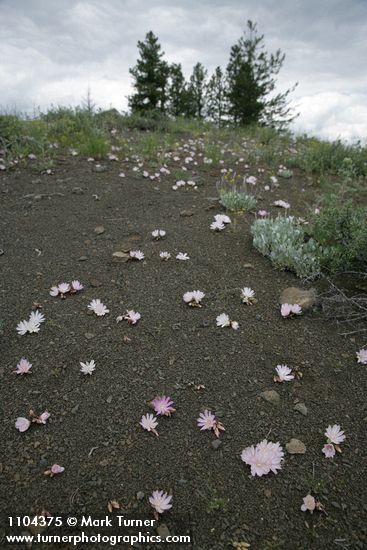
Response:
[[140, 414, 159, 437], [71, 280, 84, 292], [325, 424, 346, 445], [15, 417, 31, 432], [14, 358, 32, 375], [197, 410, 225, 438], [216, 313, 239, 330], [130, 250, 145, 261], [274, 365, 294, 382], [356, 348, 367, 364], [281, 303, 302, 318], [88, 299, 109, 316], [241, 440, 284, 477], [16, 310, 45, 335], [122, 310, 141, 325], [149, 490, 172, 515], [58, 282, 70, 295], [80, 360, 96, 375], [44, 464, 65, 477], [176, 252, 190, 261], [183, 290, 205, 307], [159, 251, 171, 260], [150, 396, 176, 416], [273, 200, 290, 209], [241, 287, 256, 305], [152, 229, 166, 239], [322, 443, 336, 458], [214, 214, 231, 225], [210, 220, 225, 231]]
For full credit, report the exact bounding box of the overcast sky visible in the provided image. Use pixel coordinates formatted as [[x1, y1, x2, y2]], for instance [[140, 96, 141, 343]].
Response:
[[1, 0, 367, 141]]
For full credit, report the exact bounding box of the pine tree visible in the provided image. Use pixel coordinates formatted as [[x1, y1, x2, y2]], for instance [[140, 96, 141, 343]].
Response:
[[205, 66, 227, 126], [128, 31, 169, 113], [226, 20, 297, 128], [186, 63, 208, 119], [167, 63, 188, 117]]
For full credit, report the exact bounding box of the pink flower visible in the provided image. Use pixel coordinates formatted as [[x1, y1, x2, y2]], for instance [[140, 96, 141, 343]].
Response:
[[130, 250, 145, 261], [71, 280, 84, 292], [257, 210, 269, 217], [325, 424, 346, 445], [149, 490, 172, 515], [197, 410, 225, 438], [356, 348, 367, 364], [45, 464, 65, 477], [197, 410, 216, 431], [274, 364, 294, 382], [14, 358, 32, 375], [30, 410, 50, 425], [322, 443, 336, 458], [150, 396, 176, 416], [88, 299, 109, 316], [241, 440, 284, 477], [140, 414, 159, 437], [80, 360, 96, 375], [183, 290, 205, 306], [123, 310, 141, 325], [301, 494, 316, 513], [273, 199, 290, 209], [58, 283, 70, 295], [281, 303, 302, 318], [49, 286, 59, 297], [15, 417, 31, 432]]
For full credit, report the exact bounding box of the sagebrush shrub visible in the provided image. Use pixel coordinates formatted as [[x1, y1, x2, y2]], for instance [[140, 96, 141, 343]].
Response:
[[251, 216, 321, 277], [311, 202, 367, 273]]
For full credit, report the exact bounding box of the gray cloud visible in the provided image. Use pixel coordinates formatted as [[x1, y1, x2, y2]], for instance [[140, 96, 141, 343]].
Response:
[[0, 0, 366, 140]]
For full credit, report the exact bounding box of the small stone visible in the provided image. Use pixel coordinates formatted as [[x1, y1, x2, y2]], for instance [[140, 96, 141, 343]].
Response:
[[280, 287, 317, 311], [180, 210, 194, 217], [156, 524, 171, 539], [112, 251, 129, 259], [294, 403, 308, 416], [78, 256, 88, 261], [84, 333, 95, 340], [93, 164, 107, 173], [211, 439, 222, 450], [72, 187, 84, 194], [260, 390, 281, 405], [90, 279, 102, 287], [94, 225, 105, 235], [106, 395, 113, 404], [136, 491, 145, 501], [286, 438, 306, 454], [243, 263, 254, 269]]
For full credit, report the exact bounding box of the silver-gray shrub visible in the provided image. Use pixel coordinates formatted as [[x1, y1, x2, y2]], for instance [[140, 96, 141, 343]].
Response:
[[251, 216, 321, 277]]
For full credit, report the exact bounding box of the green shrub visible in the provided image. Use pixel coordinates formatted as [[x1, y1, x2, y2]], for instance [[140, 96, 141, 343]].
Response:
[[251, 216, 321, 277], [220, 190, 257, 211], [311, 202, 367, 273]]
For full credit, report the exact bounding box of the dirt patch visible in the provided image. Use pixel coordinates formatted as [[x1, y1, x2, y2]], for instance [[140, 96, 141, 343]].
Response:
[[0, 151, 366, 550]]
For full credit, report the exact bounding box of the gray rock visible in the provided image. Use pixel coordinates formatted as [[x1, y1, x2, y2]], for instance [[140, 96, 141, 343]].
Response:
[[260, 390, 281, 405], [294, 402, 308, 416], [280, 287, 317, 311], [211, 439, 222, 450], [136, 491, 145, 501], [286, 438, 306, 454], [156, 523, 171, 539]]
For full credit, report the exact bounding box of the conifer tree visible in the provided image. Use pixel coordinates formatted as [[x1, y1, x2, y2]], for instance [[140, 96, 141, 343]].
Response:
[[186, 62, 208, 119], [168, 63, 188, 117], [226, 20, 297, 128], [128, 31, 169, 113], [205, 66, 227, 125]]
